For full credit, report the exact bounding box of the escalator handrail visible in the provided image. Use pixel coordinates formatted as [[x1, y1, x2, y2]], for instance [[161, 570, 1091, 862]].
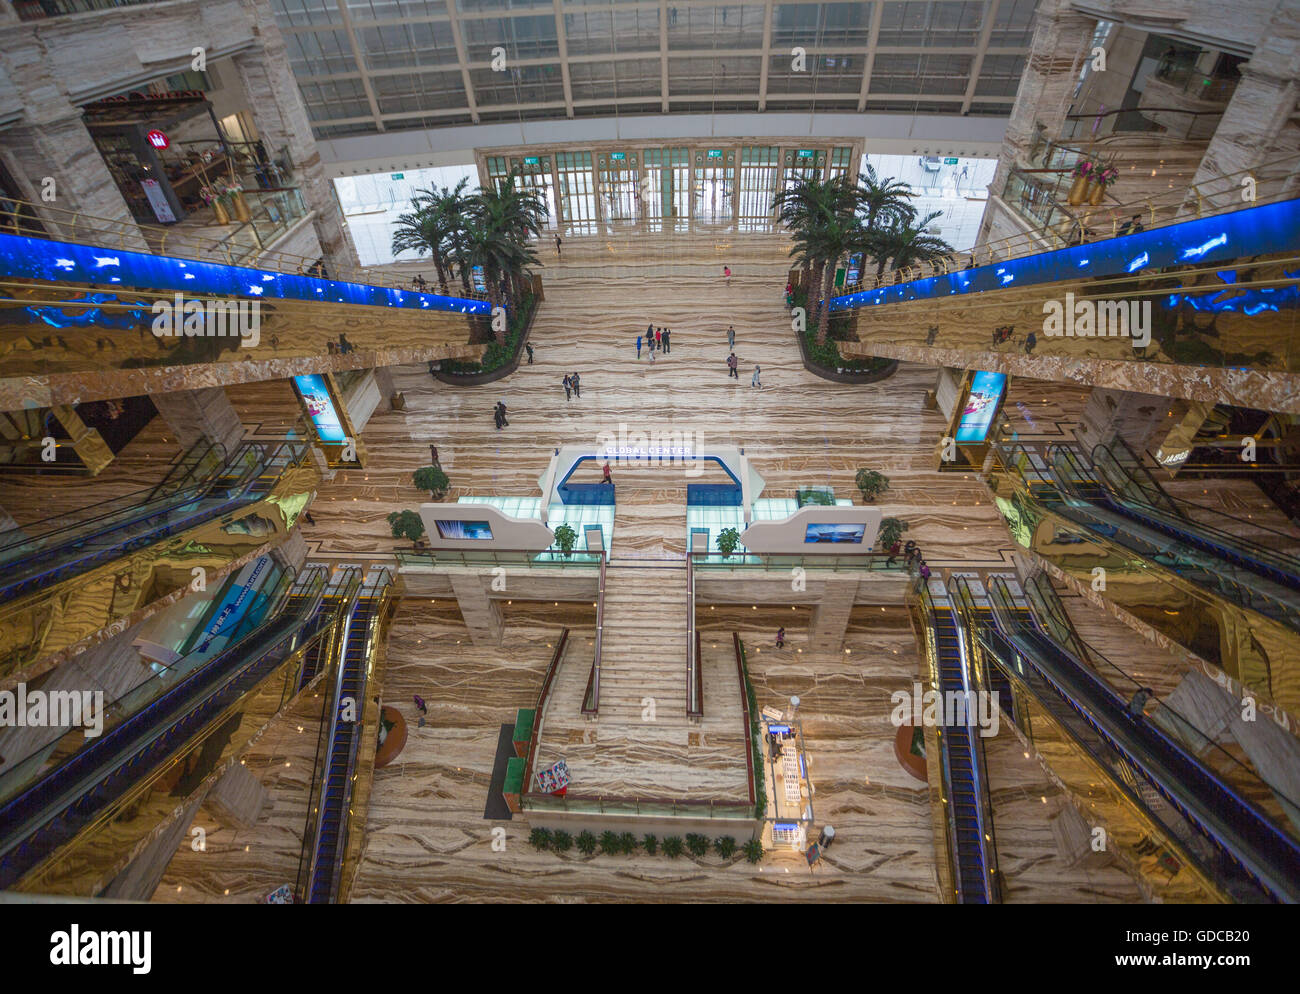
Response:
[[0, 567, 327, 865], [981, 576, 1300, 901], [143, 438, 229, 504]]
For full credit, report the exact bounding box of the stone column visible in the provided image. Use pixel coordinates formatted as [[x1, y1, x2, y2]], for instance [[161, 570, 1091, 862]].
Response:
[[205, 762, 269, 828], [234, 0, 360, 275], [151, 386, 245, 457], [988, 0, 1098, 197], [449, 572, 504, 646], [1076, 388, 1189, 457], [808, 576, 859, 654], [1184, 22, 1300, 212]]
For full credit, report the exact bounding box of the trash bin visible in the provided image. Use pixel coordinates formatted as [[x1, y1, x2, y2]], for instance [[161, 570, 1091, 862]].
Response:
[[818, 825, 835, 849]]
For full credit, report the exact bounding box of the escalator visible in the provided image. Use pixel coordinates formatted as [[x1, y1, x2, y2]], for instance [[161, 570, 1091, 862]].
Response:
[[0, 439, 287, 606], [957, 573, 1300, 902], [299, 569, 392, 904], [916, 580, 999, 904], [295, 567, 364, 694], [0, 563, 342, 891], [1041, 443, 1300, 633]]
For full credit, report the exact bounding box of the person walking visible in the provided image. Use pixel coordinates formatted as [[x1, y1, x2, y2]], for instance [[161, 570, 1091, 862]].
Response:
[[885, 540, 901, 566], [602, 461, 612, 484], [662, 328, 670, 353], [563, 374, 572, 401], [751, 364, 761, 389], [525, 342, 534, 364], [727, 352, 739, 379], [727, 324, 735, 349], [648, 341, 656, 364], [775, 626, 786, 649], [654, 328, 662, 352], [918, 561, 932, 581], [571, 371, 581, 398], [554, 233, 562, 257], [724, 265, 731, 286], [636, 334, 643, 359], [494, 401, 509, 430]]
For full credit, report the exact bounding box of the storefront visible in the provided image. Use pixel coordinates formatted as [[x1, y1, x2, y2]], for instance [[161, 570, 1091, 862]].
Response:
[[759, 704, 815, 852]]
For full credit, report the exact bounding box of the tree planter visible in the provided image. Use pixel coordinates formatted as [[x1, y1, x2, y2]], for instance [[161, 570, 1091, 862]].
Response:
[[1066, 175, 1089, 206], [433, 292, 541, 386]]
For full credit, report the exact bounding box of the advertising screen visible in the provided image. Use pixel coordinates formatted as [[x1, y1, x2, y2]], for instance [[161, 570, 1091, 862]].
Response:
[[804, 522, 865, 544], [955, 370, 1008, 443], [435, 519, 494, 541], [292, 374, 347, 442]]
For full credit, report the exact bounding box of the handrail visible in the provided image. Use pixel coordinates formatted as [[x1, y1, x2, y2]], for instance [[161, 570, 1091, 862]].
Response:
[[686, 552, 701, 718], [733, 633, 757, 812], [523, 629, 570, 793], [0, 194, 491, 302], [583, 557, 605, 716], [836, 148, 1300, 294]]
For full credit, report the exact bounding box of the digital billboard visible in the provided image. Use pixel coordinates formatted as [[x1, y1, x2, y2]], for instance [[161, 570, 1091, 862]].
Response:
[[292, 374, 347, 442], [955, 370, 1008, 443], [435, 519, 494, 541], [804, 522, 865, 544]]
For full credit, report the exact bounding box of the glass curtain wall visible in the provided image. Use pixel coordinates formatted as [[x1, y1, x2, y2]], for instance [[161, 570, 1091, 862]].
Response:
[[739, 145, 780, 229], [643, 148, 690, 231], [556, 151, 598, 233], [596, 150, 641, 224], [693, 147, 736, 224]]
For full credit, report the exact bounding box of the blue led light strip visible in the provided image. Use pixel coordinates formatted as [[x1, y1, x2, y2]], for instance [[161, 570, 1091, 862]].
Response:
[[830, 198, 1300, 312], [0, 232, 490, 316]]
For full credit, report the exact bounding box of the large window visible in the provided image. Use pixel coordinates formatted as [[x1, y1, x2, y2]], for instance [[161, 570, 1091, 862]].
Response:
[[693, 148, 735, 223], [597, 152, 640, 224], [643, 148, 689, 231], [739, 146, 779, 224], [512, 155, 558, 230], [556, 151, 597, 231]]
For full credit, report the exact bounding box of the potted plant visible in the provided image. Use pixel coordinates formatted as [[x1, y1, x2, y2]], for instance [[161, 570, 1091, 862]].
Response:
[[855, 469, 890, 503], [387, 509, 426, 549], [1090, 164, 1119, 206], [878, 516, 909, 549], [413, 465, 450, 500], [199, 184, 231, 225], [1067, 159, 1095, 206], [742, 838, 765, 864], [225, 178, 251, 222], [717, 527, 741, 558], [553, 523, 578, 558]]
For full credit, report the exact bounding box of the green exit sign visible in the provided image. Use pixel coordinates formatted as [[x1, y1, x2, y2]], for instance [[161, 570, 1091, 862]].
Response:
[[707, 149, 723, 158], [944, 157, 959, 165], [523, 156, 540, 166], [390, 173, 404, 180], [797, 149, 815, 159], [610, 152, 626, 161]]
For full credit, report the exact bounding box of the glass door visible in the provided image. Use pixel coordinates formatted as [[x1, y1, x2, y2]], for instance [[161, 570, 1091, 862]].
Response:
[[597, 151, 640, 225], [693, 148, 735, 225], [511, 155, 558, 231]]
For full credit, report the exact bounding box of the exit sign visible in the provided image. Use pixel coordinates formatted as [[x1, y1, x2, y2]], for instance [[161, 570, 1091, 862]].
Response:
[[523, 156, 540, 166], [390, 172, 404, 180], [944, 157, 959, 165], [610, 152, 626, 161], [797, 149, 815, 159], [707, 149, 723, 158]]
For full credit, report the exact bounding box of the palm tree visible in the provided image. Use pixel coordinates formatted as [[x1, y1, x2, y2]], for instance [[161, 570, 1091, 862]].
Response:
[[872, 210, 954, 278], [854, 165, 916, 233], [468, 173, 548, 312], [390, 178, 473, 293], [773, 174, 856, 284], [790, 207, 869, 344]]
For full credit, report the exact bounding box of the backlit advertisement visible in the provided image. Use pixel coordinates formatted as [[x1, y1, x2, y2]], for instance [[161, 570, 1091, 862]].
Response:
[[955, 370, 1007, 443], [293, 374, 347, 442]]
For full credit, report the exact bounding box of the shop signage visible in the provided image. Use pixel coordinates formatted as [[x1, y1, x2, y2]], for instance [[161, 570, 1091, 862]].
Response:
[[610, 152, 626, 161], [797, 149, 815, 158], [139, 179, 177, 224], [523, 156, 540, 166], [146, 129, 170, 150], [944, 157, 959, 165], [86, 89, 207, 108]]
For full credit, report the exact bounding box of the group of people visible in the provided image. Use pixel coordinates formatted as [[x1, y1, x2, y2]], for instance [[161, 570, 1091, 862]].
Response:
[[562, 371, 582, 400], [637, 325, 671, 360], [493, 401, 509, 430], [885, 539, 932, 580]]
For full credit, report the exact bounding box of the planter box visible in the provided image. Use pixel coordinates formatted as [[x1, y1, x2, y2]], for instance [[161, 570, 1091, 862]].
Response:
[[513, 708, 535, 758]]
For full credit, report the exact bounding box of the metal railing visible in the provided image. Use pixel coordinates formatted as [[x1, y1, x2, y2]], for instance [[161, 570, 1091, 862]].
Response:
[[11, 0, 167, 17], [686, 552, 701, 718], [395, 549, 604, 569], [523, 629, 571, 791], [581, 559, 604, 716]]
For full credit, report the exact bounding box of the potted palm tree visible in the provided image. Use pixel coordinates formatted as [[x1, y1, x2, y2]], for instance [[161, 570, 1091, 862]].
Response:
[[855, 469, 890, 503], [413, 465, 449, 500], [391, 178, 474, 294]]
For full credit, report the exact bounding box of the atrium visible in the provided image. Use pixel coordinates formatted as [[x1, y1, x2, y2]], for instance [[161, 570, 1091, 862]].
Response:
[[0, 0, 1297, 921]]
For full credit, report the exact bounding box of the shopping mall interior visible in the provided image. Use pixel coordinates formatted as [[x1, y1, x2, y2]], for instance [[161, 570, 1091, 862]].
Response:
[[0, 0, 1297, 907]]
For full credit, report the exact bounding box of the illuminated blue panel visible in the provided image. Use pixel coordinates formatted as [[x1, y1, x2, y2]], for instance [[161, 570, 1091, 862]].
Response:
[[0, 233, 490, 315], [830, 198, 1300, 313]]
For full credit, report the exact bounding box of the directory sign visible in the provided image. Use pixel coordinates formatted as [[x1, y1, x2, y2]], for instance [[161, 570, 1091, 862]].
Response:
[[955, 370, 1008, 443]]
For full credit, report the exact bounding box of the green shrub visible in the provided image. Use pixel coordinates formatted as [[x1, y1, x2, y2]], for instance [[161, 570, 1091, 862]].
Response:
[[717, 527, 741, 557], [855, 469, 890, 502], [413, 465, 449, 497], [528, 827, 552, 851], [387, 510, 425, 547], [443, 292, 537, 374], [878, 516, 909, 548], [551, 830, 572, 853], [553, 523, 578, 555], [599, 830, 621, 855], [685, 833, 710, 858], [619, 832, 638, 855], [641, 833, 658, 855], [576, 830, 597, 855], [715, 836, 737, 859], [662, 835, 684, 859], [742, 838, 765, 864]]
